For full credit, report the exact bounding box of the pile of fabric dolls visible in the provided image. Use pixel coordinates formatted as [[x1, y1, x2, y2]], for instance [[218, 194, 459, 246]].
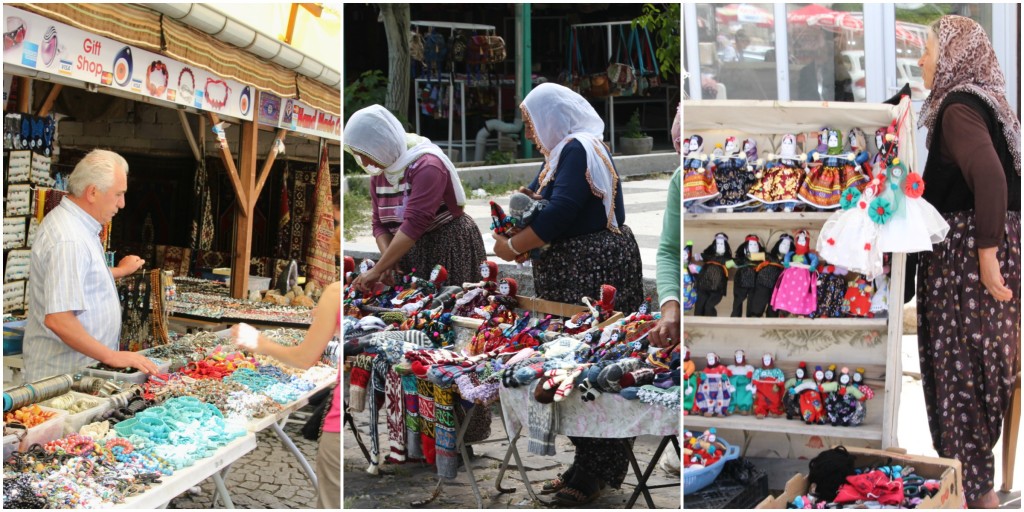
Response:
[[683, 349, 873, 427], [684, 229, 889, 319], [342, 258, 680, 478], [792, 446, 945, 508], [683, 427, 729, 471]]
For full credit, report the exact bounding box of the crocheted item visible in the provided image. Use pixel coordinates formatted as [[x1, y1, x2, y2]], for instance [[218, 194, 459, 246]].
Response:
[[349, 355, 373, 413], [386, 369, 406, 463], [417, 379, 437, 464], [401, 374, 422, 461], [527, 398, 558, 456], [434, 385, 458, 479], [637, 385, 680, 409]]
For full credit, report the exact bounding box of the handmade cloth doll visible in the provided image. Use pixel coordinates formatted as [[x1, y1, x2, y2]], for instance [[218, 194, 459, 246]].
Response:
[[799, 128, 869, 209], [783, 361, 809, 420], [816, 180, 885, 279], [682, 135, 719, 207], [497, 192, 550, 258], [750, 234, 793, 318], [870, 272, 889, 316], [726, 350, 755, 415], [827, 367, 865, 426], [873, 159, 950, 253], [731, 234, 763, 317], [704, 137, 757, 211], [843, 277, 874, 318], [454, 261, 501, 317], [694, 233, 733, 316], [747, 133, 804, 211], [752, 353, 785, 419], [811, 264, 848, 318], [847, 128, 873, 179], [683, 241, 697, 311], [474, 277, 519, 323], [792, 365, 827, 425], [869, 127, 891, 179], [683, 346, 698, 415], [771, 229, 819, 316], [853, 367, 875, 402], [695, 352, 733, 417]]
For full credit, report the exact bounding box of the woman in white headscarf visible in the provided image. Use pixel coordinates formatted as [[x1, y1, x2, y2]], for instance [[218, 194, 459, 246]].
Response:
[[492, 83, 643, 505], [344, 105, 485, 291]]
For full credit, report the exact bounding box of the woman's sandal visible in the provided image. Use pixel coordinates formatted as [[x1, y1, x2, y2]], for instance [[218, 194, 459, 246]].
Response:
[[553, 485, 601, 506], [540, 466, 576, 494]]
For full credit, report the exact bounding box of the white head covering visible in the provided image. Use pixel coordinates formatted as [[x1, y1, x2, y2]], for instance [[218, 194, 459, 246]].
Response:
[[343, 105, 467, 205], [520, 83, 620, 232]]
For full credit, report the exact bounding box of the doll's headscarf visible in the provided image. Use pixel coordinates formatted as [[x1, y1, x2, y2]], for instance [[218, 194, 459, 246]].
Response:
[[917, 15, 1020, 175], [344, 105, 468, 203], [521, 83, 620, 233]]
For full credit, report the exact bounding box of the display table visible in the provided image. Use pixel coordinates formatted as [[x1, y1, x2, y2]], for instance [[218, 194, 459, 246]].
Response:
[[498, 385, 680, 508], [114, 433, 257, 509]]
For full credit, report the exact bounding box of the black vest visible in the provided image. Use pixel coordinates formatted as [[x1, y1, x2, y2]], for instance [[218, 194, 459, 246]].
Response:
[[921, 91, 1021, 213]]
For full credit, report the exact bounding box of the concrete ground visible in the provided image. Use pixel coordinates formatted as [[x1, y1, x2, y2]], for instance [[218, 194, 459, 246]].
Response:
[[342, 405, 681, 509], [344, 175, 673, 280]]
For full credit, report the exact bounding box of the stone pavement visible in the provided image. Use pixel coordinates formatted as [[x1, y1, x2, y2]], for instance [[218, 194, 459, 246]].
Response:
[[344, 175, 674, 280], [343, 404, 681, 509], [168, 406, 321, 509]]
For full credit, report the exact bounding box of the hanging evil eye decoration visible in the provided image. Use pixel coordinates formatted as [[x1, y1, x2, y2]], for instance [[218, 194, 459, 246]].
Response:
[[113, 46, 134, 87], [239, 86, 251, 116], [261, 94, 279, 120]]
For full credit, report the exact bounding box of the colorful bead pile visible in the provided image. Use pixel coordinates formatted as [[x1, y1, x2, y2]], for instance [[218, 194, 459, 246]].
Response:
[[4, 404, 56, 427]]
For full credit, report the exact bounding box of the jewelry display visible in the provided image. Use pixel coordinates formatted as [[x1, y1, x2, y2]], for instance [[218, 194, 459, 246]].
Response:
[[204, 78, 231, 109], [145, 60, 169, 97]]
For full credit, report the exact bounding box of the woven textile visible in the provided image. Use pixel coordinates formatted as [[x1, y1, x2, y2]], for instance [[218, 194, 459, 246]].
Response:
[[434, 385, 458, 479], [401, 374, 423, 460], [305, 144, 337, 288], [417, 379, 437, 464], [385, 368, 406, 463]]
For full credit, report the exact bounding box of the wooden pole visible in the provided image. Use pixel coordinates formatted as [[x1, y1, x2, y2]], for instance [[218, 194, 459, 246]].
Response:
[[17, 77, 31, 113], [178, 110, 201, 162], [254, 128, 287, 204], [36, 84, 63, 117], [204, 112, 247, 207], [230, 116, 259, 298]]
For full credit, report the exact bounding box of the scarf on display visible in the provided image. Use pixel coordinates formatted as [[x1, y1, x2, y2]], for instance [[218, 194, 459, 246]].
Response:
[[521, 83, 620, 233], [433, 384, 458, 479], [366, 353, 390, 474], [917, 15, 1020, 175], [306, 143, 338, 288], [401, 374, 423, 460], [417, 378, 437, 464], [385, 368, 406, 463], [189, 158, 215, 252], [343, 104, 467, 205]]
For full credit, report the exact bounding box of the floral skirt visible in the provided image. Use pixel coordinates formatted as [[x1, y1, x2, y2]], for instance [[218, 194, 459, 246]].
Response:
[[683, 166, 719, 204], [917, 210, 1021, 502], [704, 160, 755, 210], [798, 164, 868, 209], [400, 214, 486, 285], [533, 225, 644, 314], [747, 163, 804, 204]]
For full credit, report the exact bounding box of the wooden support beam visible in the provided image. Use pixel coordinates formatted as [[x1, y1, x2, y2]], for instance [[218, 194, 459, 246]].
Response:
[[17, 77, 31, 113], [254, 128, 287, 206], [178, 110, 201, 162], [229, 117, 260, 299], [204, 112, 247, 207], [36, 84, 63, 117]]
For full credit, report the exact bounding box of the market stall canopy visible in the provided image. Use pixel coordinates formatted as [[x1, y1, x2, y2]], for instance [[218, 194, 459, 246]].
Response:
[[13, 2, 339, 116]]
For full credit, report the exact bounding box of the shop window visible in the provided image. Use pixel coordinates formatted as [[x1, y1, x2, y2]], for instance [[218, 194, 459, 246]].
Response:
[[787, 3, 865, 102], [694, 3, 778, 100], [894, 4, 992, 100]]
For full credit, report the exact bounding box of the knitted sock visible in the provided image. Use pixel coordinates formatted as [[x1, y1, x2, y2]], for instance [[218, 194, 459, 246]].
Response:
[[577, 378, 602, 402], [527, 398, 557, 456], [385, 368, 406, 463], [620, 386, 641, 400], [410, 360, 430, 379], [417, 379, 436, 464], [426, 364, 462, 387], [534, 378, 558, 404], [619, 367, 655, 389], [401, 374, 422, 461], [513, 362, 545, 385], [348, 364, 371, 413], [653, 371, 675, 389], [598, 358, 641, 392], [433, 385, 458, 479]]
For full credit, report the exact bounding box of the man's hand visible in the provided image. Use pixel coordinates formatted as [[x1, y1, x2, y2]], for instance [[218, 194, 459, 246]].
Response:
[[979, 247, 1013, 301], [648, 300, 680, 348], [113, 255, 145, 278], [103, 351, 159, 374]]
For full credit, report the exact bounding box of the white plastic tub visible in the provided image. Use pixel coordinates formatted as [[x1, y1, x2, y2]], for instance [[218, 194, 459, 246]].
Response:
[[41, 391, 110, 436]]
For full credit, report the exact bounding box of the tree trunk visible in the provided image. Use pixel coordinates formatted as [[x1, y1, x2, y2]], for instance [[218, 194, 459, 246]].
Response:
[[378, 3, 411, 122]]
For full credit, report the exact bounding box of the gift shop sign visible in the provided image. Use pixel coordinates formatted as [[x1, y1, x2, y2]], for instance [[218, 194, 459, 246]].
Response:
[[258, 91, 340, 141], [3, 6, 253, 121]]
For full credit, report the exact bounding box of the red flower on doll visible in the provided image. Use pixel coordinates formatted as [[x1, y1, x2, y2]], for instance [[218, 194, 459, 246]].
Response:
[[904, 173, 925, 198], [827, 238, 835, 246], [864, 243, 871, 251]]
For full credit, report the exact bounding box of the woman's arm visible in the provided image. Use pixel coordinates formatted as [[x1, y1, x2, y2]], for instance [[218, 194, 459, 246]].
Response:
[[233, 282, 341, 370]]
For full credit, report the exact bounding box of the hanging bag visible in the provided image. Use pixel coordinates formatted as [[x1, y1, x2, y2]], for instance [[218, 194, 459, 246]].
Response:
[[469, 35, 506, 65], [410, 29, 425, 64], [607, 25, 636, 96], [587, 28, 611, 98], [642, 27, 662, 90], [632, 26, 650, 96]]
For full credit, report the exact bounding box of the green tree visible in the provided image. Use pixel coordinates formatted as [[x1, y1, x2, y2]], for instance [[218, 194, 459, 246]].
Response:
[[633, 3, 680, 79]]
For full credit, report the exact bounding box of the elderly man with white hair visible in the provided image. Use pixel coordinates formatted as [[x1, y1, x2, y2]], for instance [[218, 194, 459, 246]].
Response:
[[23, 149, 158, 381]]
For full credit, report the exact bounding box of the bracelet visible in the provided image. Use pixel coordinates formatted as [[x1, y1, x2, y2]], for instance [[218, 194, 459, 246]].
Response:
[[507, 236, 521, 256]]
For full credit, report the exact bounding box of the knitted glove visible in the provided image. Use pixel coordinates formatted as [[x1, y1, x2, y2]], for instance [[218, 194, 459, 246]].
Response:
[[620, 368, 656, 389], [577, 377, 602, 402], [597, 358, 642, 392]]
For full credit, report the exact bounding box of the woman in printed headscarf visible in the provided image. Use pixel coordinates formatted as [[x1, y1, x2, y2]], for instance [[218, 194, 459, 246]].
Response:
[[915, 15, 1020, 509], [344, 105, 485, 291], [492, 83, 644, 505]]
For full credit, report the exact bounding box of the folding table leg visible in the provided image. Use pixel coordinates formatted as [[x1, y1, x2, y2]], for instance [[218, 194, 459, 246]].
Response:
[[493, 411, 547, 505], [211, 466, 236, 509], [623, 437, 661, 509], [345, 409, 372, 464], [273, 417, 319, 488], [456, 403, 485, 509]]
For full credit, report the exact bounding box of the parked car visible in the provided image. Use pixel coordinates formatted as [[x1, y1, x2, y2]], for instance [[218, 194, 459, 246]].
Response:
[[842, 50, 927, 102]]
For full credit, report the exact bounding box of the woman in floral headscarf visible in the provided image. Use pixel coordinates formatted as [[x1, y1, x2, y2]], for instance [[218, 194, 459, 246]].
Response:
[[491, 83, 644, 505], [915, 15, 1020, 509], [344, 105, 485, 291]]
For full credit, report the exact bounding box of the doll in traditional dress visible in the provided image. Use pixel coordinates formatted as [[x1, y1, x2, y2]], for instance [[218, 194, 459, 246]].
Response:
[[683, 135, 719, 208], [771, 229, 819, 316], [694, 233, 733, 316], [474, 277, 519, 323], [727, 349, 756, 415], [683, 346, 698, 415], [874, 158, 950, 254], [847, 128, 873, 179], [816, 176, 885, 279], [683, 241, 697, 312], [783, 361, 809, 420], [749, 234, 793, 318], [704, 137, 757, 211], [752, 353, 785, 419], [799, 128, 869, 209], [811, 263, 848, 319], [854, 367, 875, 402], [731, 234, 764, 317], [793, 365, 827, 425], [844, 277, 874, 318], [870, 127, 892, 178], [453, 261, 500, 317], [696, 352, 733, 417], [827, 367, 865, 426], [747, 134, 804, 212]]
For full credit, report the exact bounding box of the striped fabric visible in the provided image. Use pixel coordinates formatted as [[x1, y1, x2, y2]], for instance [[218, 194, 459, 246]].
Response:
[[15, 3, 162, 52], [23, 197, 121, 382], [373, 182, 454, 236]]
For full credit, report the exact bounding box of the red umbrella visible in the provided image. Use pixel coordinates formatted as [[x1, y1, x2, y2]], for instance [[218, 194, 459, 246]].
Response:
[[895, 22, 925, 48], [715, 4, 774, 28], [822, 12, 864, 32], [787, 4, 837, 25]]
